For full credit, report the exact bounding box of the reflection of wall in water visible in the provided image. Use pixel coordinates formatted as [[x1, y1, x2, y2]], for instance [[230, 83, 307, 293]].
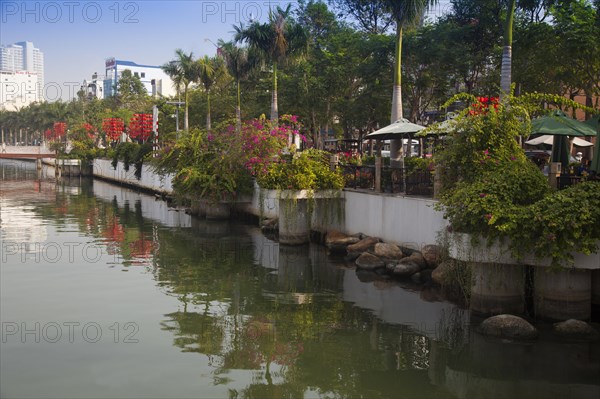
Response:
[[429, 327, 600, 399]]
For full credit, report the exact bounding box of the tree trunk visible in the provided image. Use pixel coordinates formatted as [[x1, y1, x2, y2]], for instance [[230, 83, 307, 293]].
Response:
[[499, 0, 516, 100], [271, 62, 279, 127], [184, 85, 190, 131], [206, 91, 211, 131], [390, 23, 403, 168], [236, 79, 241, 132]]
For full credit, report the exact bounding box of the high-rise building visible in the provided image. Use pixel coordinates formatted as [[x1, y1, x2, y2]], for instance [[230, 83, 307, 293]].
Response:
[[0, 41, 44, 103]]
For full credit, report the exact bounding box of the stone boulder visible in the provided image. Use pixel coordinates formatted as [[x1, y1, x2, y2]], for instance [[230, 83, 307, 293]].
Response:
[[399, 245, 419, 256], [478, 314, 538, 340], [373, 242, 404, 260], [421, 244, 443, 269], [553, 319, 599, 341], [355, 253, 385, 271], [260, 218, 278, 232], [410, 272, 423, 284], [404, 252, 427, 270], [347, 236, 380, 255], [431, 260, 455, 285], [326, 230, 360, 253], [392, 259, 421, 277]]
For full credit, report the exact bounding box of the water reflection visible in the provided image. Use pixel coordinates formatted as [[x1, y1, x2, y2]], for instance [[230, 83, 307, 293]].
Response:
[[1, 159, 599, 399]]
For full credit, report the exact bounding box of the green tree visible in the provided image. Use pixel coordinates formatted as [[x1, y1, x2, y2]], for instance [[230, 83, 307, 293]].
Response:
[[196, 56, 220, 131], [234, 5, 308, 125], [116, 69, 148, 110], [162, 49, 198, 131], [328, 0, 394, 33], [218, 41, 258, 131], [382, 0, 438, 164], [499, 0, 517, 99]]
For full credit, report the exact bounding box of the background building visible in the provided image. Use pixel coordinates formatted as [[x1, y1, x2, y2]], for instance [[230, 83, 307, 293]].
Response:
[[0, 71, 40, 110], [81, 72, 105, 100], [103, 58, 175, 98], [0, 41, 44, 102]]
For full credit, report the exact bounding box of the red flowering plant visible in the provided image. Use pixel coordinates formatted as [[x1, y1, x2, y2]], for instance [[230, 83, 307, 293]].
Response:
[[468, 96, 499, 116], [338, 151, 362, 166], [128, 113, 153, 143], [45, 122, 68, 153], [435, 92, 600, 267], [102, 118, 125, 143], [154, 116, 291, 203]]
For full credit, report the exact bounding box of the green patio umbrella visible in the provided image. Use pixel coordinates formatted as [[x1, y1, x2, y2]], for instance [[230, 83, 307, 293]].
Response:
[[531, 110, 597, 172], [531, 110, 597, 137], [586, 115, 600, 174]]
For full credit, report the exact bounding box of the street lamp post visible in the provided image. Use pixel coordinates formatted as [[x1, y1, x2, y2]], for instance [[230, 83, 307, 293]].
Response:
[[166, 101, 185, 138]]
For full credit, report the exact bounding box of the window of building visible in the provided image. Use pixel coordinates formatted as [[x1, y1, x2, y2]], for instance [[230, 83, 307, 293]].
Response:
[[134, 72, 139, 77], [141, 72, 145, 78]]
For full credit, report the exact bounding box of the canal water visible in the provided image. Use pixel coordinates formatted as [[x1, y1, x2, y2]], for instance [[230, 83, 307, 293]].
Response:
[[1, 159, 599, 399]]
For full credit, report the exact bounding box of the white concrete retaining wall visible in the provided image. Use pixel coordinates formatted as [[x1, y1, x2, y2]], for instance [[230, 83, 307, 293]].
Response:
[[93, 158, 174, 194], [343, 189, 448, 250], [449, 232, 600, 269]]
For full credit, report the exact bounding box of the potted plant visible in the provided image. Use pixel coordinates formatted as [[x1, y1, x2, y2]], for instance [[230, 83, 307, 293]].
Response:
[[256, 148, 345, 244]]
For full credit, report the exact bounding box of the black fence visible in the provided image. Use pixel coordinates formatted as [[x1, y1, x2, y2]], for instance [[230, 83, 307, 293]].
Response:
[[340, 165, 434, 197]]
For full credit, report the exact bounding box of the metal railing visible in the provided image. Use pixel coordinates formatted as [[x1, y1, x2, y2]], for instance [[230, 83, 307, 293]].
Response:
[[340, 165, 434, 197]]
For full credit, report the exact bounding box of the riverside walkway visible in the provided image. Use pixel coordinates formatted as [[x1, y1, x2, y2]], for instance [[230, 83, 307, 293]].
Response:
[[0, 145, 56, 158]]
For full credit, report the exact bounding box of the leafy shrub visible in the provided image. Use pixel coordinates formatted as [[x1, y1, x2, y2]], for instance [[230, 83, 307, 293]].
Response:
[[257, 149, 345, 191], [436, 93, 600, 267]]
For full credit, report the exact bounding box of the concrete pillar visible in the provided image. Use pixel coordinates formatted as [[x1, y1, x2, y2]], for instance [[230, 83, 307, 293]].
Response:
[[593, 270, 600, 315], [470, 262, 525, 316], [310, 197, 344, 235], [329, 153, 339, 171], [278, 198, 310, 245], [535, 268, 591, 321], [427, 341, 448, 387]]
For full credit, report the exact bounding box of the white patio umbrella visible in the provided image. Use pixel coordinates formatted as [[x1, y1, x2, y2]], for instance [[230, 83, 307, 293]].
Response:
[[365, 119, 425, 192], [525, 134, 594, 147]]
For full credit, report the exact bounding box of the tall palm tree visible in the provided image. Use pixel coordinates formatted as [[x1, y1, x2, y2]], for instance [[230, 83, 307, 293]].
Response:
[[499, 0, 517, 100], [234, 5, 307, 125], [218, 41, 258, 131], [383, 0, 437, 165], [162, 49, 197, 131], [196, 56, 218, 131]]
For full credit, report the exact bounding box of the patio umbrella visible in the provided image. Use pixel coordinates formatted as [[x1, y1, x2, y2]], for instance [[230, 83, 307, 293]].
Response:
[[525, 134, 594, 147], [365, 119, 425, 192], [530, 110, 597, 172], [531, 110, 597, 137], [365, 118, 425, 140], [587, 115, 600, 174]]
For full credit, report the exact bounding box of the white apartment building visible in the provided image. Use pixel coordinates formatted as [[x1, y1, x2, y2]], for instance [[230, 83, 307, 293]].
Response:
[[103, 58, 176, 98], [0, 71, 40, 110], [0, 41, 44, 101]]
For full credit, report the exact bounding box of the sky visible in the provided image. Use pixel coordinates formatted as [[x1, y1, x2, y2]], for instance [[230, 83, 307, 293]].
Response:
[[1, 0, 451, 101]]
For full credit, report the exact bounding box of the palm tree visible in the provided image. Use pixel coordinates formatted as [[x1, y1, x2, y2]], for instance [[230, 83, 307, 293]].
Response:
[[219, 41, 258, 131], [196, 56, 219, 131], [499, 0, 517, 100], [162, 49, 197, 131], [383, 0, 437, 165], [234, 5, 307, 125]]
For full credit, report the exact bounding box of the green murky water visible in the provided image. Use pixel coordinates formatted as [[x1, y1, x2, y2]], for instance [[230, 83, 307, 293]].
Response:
[[1, 160, 598, 399]]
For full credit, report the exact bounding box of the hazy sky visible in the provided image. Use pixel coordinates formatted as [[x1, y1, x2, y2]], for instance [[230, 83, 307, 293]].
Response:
[[1, 0, 451, 101]]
